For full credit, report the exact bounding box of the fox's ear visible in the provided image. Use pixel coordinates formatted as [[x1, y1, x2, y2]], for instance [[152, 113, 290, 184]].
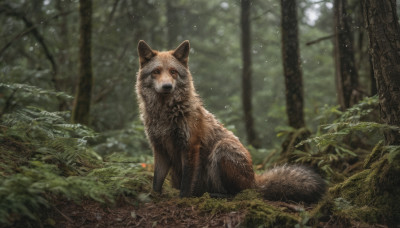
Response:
[[138, 40, 156, 67], [173, 40, 190, 66]]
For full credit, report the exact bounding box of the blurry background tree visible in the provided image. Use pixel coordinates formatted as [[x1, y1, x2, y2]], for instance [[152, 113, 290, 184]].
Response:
[[240, 0, 260, 148], [333, 0, 361, 110], [71, 0, 93, 125], [279, 0, 310, 159], [281, 0, 305, 130]]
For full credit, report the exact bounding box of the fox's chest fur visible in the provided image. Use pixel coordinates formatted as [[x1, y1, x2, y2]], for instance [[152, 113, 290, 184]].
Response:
[[142, 96, 193, 155]]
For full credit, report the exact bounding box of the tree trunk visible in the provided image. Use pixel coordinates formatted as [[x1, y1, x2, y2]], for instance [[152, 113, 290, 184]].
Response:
[[334, 0, 361, 110], [278, 0, 310, 162], [280, 0, 305, 129], [72, 0, 93, 125], [363, 0, 400, 145], [240, 0, 259, 148], [327, 2, 400, 226]]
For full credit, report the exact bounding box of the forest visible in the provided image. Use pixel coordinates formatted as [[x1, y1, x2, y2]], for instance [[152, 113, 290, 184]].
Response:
[[0, 0, 399, 227]]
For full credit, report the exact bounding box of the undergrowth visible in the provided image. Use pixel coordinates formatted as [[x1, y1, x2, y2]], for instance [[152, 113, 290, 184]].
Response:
[[0, 84, 153, 226], [292, 96, 399, 179]]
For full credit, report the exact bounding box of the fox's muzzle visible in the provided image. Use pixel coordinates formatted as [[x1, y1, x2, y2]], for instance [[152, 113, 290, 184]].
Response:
[[161, 83, 173, 92], [155, 76, 176, 94]]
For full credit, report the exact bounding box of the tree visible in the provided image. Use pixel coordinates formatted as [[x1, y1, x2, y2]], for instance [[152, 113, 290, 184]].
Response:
[[328, 1, 400, 226], [278, 0, 310, 161], [72, 0, 93, 125], [363, 0, 400, 145], [280, 0, 305, 129], [333, 0, 361, 109], [240, 0, 259, 148]]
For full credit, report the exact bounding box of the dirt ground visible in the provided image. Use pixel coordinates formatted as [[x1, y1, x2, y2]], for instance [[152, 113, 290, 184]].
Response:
[[52, 199, 248, 228], [49, 197, 384, 228]]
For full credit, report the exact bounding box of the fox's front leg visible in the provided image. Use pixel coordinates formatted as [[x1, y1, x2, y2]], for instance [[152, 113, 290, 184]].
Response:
[[179, 144, 200, 197], [153, 151, 171, 193]]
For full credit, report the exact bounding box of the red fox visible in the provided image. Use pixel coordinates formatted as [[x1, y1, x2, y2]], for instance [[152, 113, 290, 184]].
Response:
[[136, 40, 325, 203]]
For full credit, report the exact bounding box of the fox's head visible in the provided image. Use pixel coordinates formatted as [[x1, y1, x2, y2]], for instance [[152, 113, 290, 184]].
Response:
[[137, 40, 191, 94]]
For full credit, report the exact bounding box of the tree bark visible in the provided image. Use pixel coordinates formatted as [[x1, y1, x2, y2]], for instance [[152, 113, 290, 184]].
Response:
[[334, 0, 361, 110], [363, 0, 400, 145], [72, 0, 93, 125], [240, 0, 259, 148], [280, 0, 305, 129]]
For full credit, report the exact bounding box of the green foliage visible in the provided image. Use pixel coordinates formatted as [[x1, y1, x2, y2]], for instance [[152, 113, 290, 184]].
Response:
[[0, 93, 152, 226], [0, 83, 72, 116], [316, 145, 400, 225], [294, 96, 396, 177], [92, 120, 152, 157]]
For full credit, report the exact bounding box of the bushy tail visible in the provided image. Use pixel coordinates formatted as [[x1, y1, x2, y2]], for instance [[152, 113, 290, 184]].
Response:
[[255, 165, 326, 203]]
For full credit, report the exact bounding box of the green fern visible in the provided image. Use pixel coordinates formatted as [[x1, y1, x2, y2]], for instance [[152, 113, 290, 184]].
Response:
[[0, 105, 152, 226], [294, 96, 398, 177], [0, 83, 72, 100]]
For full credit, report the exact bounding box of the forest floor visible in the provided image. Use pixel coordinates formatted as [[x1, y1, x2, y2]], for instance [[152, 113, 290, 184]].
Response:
[[52, 199, 245, 227], [50, 196, 318, 228], [49, 198, 385, 228], [49, 196, 386, 228]]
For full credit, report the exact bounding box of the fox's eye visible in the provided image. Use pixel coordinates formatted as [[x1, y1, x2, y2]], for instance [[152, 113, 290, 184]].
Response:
[[170, 69, 178, 75], [152, 69, 161, 74]]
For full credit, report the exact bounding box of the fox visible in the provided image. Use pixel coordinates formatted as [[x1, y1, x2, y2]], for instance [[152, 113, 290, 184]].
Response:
[[135, 40, 326, 203]]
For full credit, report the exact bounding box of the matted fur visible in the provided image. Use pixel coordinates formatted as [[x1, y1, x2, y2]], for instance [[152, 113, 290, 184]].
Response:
[[136, 40, 325, 203]]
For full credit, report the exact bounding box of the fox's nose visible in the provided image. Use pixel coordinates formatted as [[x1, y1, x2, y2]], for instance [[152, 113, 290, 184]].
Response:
[[162, 83, 173, 91]]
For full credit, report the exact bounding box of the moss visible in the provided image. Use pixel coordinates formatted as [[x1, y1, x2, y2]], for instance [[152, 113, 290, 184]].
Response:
[[315, 150, 400, 226], [309, 197, 335, 224], [242, 203, 298, 228], [338, 206, 380, 224], [175, 190, 299, 227], [363, 141, 384, 169], [233, 189, 261, 201]]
